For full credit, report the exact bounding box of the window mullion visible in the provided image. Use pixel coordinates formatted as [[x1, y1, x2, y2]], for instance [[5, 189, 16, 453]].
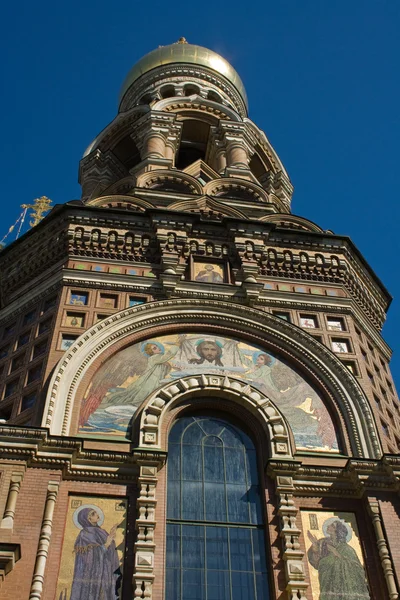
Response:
[[227, 526, 233, 600], [204, 524, 207, 600]]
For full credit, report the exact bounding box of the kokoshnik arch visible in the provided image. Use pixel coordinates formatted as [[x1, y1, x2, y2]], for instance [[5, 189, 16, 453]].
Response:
[[0, 39, 399, 600]]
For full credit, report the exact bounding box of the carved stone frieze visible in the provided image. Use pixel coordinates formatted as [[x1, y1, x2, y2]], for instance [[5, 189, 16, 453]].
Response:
[[0, 202, 389, 331]]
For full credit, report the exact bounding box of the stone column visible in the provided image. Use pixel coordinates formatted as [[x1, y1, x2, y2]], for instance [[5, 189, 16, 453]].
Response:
[[367, 498, 399, 600], [1, 472, 24, 529], [29, 481, 59, 600], [142, 132, 166, 159], [275, 474, 309, 600], [226, 140, 249, 168], [215, 147, 227, 173], [134, 463, 159, 600]]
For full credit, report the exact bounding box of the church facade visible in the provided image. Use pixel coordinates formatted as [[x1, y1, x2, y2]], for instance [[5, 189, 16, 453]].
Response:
[[0, 39, 399, 600]]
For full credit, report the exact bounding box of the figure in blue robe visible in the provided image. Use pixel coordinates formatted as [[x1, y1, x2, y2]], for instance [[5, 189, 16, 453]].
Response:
[[70, 507, 121, 600]]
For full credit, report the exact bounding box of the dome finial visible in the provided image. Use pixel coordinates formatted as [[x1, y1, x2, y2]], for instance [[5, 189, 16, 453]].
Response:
[[176, 37, 188, 44]]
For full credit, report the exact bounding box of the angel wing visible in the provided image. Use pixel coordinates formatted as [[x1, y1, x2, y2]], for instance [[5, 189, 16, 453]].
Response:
[[79, 344, 147, 426], [221, 339, 246, 368], [174, 335, 198, 364], [270, 361, 300, 391]]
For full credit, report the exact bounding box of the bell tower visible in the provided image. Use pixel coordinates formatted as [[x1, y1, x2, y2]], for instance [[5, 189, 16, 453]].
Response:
[[79, 38, 292, 216]]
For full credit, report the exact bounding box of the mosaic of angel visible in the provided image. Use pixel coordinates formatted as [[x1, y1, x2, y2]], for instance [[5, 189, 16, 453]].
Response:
[[78, 333, 339, 452]]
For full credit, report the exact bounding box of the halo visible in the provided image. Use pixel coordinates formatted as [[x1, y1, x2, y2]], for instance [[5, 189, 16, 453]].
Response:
[[322, 517, 352, 542], [73, 504, 105, 529], [140, 340, 165, 354], [195, 338, 223, 348], [252, 350, 276, 367]]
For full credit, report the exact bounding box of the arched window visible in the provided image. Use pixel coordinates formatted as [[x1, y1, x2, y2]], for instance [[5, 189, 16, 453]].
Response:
[[166, 414, 270, 599]]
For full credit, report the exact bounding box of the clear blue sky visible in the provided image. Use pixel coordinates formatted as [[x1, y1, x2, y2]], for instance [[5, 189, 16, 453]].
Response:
[[1, 1, 400, 386]]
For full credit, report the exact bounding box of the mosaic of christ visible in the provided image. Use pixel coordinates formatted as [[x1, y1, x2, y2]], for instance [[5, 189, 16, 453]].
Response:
[[78, 333, 339, 452]]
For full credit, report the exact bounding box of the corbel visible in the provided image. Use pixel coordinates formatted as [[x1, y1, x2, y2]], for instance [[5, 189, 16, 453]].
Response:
[[1, 470, 25, 529]]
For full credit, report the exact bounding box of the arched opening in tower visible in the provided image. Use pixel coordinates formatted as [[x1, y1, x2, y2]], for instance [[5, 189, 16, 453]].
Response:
[[176, 120, 210, 170]]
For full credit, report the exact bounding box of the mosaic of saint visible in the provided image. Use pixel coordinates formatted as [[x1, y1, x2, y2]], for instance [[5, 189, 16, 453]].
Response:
[[301, 511, 370, 599], [78, 333, 339, 452], [56, 496, 127, 600]]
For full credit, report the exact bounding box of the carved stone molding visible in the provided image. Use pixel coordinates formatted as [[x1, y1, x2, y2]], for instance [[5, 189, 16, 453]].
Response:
[[0, 426, 140, 482], [137, 374, 293, 460], [0, 544, 21, 582], [119, 64, 248, 117]]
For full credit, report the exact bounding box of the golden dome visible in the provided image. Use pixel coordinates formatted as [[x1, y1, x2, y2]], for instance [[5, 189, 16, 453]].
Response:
[[119, 40, 248, 108]]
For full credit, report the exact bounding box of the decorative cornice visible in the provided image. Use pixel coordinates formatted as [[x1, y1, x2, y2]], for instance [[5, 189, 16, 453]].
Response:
[[119, 63, 247, 117], [0, 426, 143, 482]]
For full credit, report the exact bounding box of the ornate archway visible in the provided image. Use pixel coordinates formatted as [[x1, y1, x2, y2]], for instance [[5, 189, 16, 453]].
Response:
[[42, 299, 381, 459]]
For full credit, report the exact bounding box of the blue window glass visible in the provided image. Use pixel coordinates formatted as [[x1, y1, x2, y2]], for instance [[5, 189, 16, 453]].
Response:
[[166, 415, 270, 600]]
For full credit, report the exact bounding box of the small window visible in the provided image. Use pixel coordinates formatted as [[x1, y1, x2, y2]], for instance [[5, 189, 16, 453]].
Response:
[[387, 380, 394, 394], [381, 420, 390, 437], [367, 370, 375, 387], [43, 296, 57, 313], [38, 318, 52, 336], [129, 296, 146, 307], [373, 394, 381, 409], [327, 317, 345, 332], [299, 315, 318, 329], [0, 401, 13, 420], [4, 379, 19, 398], [27, 364, 42, 385], [311, 335, 323, 344], [3, 323, 16, 339], [355, 327, 362, 339], [0, 344, 10, 360], [361, 348, 368, 362], [380, 386, 387, 399], [367, 343, 374, 355], [22, 310, 36, 327], [331, 339, 350, 354], [207, 90, 222, 103], [21, 391, 37, 412], [17, 331, 31, 349], [99, 293, 118, 309], [60, 334, 79, 351], [272, 311, 291, 322], [184, 84, 200, 96], [65, 312, 85, 328], [160, 85, 175, 99], [32, 339, 48, 359], [379, 358, 387, 372], [69, 291, 89, 306], [342, 360, 358, 376], [11, 353, 25, 373]]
